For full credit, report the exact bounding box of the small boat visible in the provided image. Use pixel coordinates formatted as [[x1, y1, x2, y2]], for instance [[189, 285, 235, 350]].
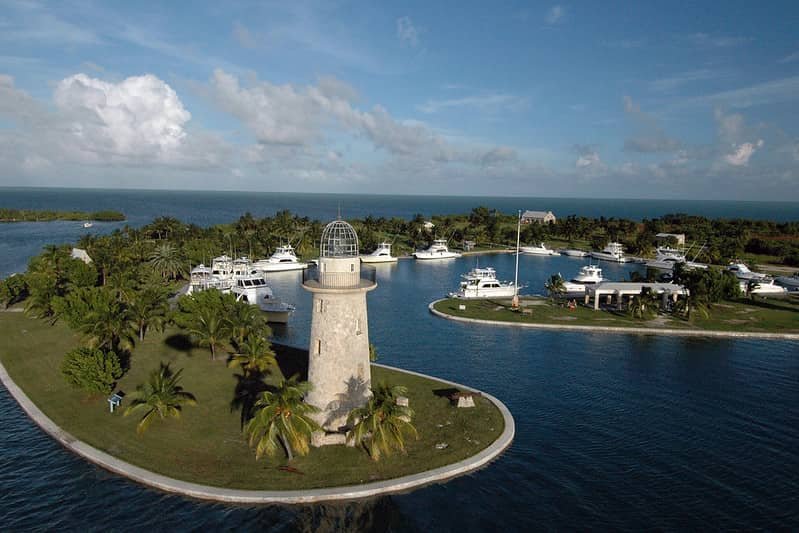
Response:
[[252, 244, 309, 272], [520, 243, 559, 256], [775, 272, 799, 290], [591, 242, 629, 263], [562, 264, 607, 293], [560, 249, 589, 258], [450, 267, 518, 299], [83, 221, 93, 228], [414, 239, 461, 260], [727, 262, 768, 281], [360, 242, 398, 263], [741, 279, 788, 296]]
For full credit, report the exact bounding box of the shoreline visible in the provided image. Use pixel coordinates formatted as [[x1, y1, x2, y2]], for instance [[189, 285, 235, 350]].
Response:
[[428, 299, 799, 340], [0, 359, 515, 504]]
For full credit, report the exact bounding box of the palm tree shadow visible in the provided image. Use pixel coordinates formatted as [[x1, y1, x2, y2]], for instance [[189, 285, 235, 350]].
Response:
[[272, 343, 308, 381], [164, 333, 195, 357], [325, 376, 371, 431], [230, 372, 274, 428]]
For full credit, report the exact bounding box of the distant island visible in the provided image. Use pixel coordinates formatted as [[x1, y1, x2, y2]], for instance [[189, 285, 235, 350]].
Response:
[[0, 208, 125, 223]]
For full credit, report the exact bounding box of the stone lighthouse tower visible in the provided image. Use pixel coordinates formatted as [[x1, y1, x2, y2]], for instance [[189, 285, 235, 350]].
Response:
[[302, 219, 377, 443]]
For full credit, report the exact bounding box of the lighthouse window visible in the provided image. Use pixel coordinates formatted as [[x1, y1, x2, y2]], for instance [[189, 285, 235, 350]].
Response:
[[350, 263, 355, 272], [317, 339, 322, 355], [318, 299, 324, 313], [355, 318, 362, 335]]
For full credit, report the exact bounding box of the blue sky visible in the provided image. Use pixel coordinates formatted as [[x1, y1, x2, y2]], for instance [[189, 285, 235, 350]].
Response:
[[0, 0, 797, 200]]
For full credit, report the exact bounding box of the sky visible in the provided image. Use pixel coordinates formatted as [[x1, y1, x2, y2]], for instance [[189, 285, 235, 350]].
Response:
[[0, 0, 798, 200]]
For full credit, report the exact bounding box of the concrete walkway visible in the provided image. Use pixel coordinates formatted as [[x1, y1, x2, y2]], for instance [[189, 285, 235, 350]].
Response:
[[429, 299, 799, 341], [0, 360, 514, 504]]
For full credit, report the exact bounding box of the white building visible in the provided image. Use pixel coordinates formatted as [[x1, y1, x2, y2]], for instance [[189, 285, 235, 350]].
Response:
[[302, 219, 377, 446], [521, 210, 556, 224], [655, 233, 686, 246]]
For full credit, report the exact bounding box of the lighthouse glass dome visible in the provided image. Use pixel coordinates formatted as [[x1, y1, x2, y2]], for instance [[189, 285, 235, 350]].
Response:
[[320, 220, 359, 257]]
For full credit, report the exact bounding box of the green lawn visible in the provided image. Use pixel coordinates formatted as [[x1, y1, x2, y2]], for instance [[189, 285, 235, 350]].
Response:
[[0, 313, 504, 490], [434, 295, 799, 334]]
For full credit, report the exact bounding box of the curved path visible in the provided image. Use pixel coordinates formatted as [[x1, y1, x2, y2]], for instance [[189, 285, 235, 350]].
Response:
[[0, 360, 514, 504], [429, 299, 799, 340]]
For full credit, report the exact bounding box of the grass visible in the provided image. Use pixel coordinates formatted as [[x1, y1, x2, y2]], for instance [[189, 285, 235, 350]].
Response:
[[434, 295, 799, 334], [0, 313, 504, 490]]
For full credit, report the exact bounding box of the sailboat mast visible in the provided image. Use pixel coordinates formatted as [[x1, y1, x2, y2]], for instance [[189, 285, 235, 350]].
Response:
[[514, 210, 521, 297]]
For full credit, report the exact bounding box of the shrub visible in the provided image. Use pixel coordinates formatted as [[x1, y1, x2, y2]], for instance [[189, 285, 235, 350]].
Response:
[[0, 274, 28, 309], [61, 347, 123, 395]]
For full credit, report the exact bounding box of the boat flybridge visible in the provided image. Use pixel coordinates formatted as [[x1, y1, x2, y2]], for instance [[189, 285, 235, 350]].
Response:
[[520, 242, 559, 256], [561, 264, 608, 293], [591, 242, 629, 263], [231, 273, 296, 323], [252, 244, 309, 272], [450, 267, 519, 299], [645, 245, 708, 271], [413, 239, 462, 260], [360, 242, 398, 263]]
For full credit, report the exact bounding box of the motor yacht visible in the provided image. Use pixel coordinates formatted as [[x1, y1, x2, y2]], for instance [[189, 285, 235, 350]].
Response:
[[740, 279, 788, 296], [449, 267, 518, 299], [591, 242, 629, 263], [775, 272, 799, 290], [520, 242, 559, 256], [413, 239, 461, 260], [727, 262, 768, 281], [561, 264, 607, 293], [231, 273, 295, 323], [252, 244, 309, 272], [645, 246, 708, 271], [560, 249, 589, 258], [360, 242, 398, 263]]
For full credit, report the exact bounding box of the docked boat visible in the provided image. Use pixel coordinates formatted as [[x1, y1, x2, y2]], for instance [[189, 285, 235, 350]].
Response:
[[775, 272, 799, 290], [520, 242, 559, 256], [450, 267, 518, 299], [252, 244, 309, 272], [360, 242, 398, 263], [414, 239, 461, 260], [231, 273, 295, 323], [645, 246, 708, 271], [741, 279, 788, 296], [562, 264, 607, 293], [591, 242, 629, 263], [727, 262, 768, 281], [82, 221, 93, 228], [560, 249, 589, 258]]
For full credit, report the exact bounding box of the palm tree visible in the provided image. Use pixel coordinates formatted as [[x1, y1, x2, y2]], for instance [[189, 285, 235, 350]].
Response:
[[545, 274, 566, 302], [124, 363, 196, 434], [188, 306, 230, 360], [346, 383, 418, 461], [78, 288, 136, 352], [149, 242, 185, 280], [228, 335, 277, 376], [245, 377, 321, 461], [628, 287, 656, 320], [127, 286, 169, 341], [106, 271, 138, 303], [228, 301, 269, 346]]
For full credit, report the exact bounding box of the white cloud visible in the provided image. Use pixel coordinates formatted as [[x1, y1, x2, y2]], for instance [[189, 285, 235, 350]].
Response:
[[778, 50, 799, 64], [232, 21, 256, 48], [714, 108, 744, 143], [622, 95, 681, 153], [418, 93, 528, 114], [724, 140, 763, 166], [54, 73, 191, 160], [649, 69, 724, 93], [683, 33, 751, 48], [679, 76, 799, 110], [574, 145, 601, 168], [396, 16, 419, 47], [546, 5, 565, 25]]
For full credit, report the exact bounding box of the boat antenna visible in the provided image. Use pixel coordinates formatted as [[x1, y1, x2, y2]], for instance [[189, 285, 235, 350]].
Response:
[[512, 210, 521, 310]]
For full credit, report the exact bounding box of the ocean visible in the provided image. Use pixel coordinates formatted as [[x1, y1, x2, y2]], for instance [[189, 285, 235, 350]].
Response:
[[1, 188, 798, 530]]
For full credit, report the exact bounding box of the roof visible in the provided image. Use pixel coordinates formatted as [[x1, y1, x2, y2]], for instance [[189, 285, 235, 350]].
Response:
[[589, 282, 687, 295], [655, 232, 685, 238], [70, 248, 93, 264], [521, 210, 553, 218]]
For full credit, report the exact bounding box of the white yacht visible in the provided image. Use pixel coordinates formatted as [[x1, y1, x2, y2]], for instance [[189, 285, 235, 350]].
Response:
[[414, 239, 461, 260], [562, 264, 607, 293], [450, 267, 518, 299], [775, 272, 799, 290], [646, 246, 708, 271], [82, 221, 93, 228], [360, 242, 398, 263], [727, 262, 768, 281], [740, 279, 788, 296], [560, 249, 589, 258], [520, 243, 559, 256], [252, 244, 309, 272], [231, 273, 295, 323], [591, 242, 629, 263]]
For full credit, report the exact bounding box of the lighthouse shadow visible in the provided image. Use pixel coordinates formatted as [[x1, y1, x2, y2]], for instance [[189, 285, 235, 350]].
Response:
[[272, 342, 309, 381]]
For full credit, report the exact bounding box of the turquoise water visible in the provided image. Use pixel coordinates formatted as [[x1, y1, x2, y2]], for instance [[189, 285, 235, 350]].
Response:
[[1, 189, 799, 530]]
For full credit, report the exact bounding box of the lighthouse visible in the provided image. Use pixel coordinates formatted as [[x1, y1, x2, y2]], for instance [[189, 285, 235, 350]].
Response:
[[302, 219, 377, 444]]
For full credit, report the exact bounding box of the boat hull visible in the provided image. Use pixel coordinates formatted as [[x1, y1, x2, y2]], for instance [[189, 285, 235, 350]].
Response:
[[520, 249, 559, 256], [360, 255, 398, 263], [449, 288, 517, 299], [254, 262, 308, 272], [414, 252, 461, 260], [591, 252, 629, 263], [561, 249, 589, 257]]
